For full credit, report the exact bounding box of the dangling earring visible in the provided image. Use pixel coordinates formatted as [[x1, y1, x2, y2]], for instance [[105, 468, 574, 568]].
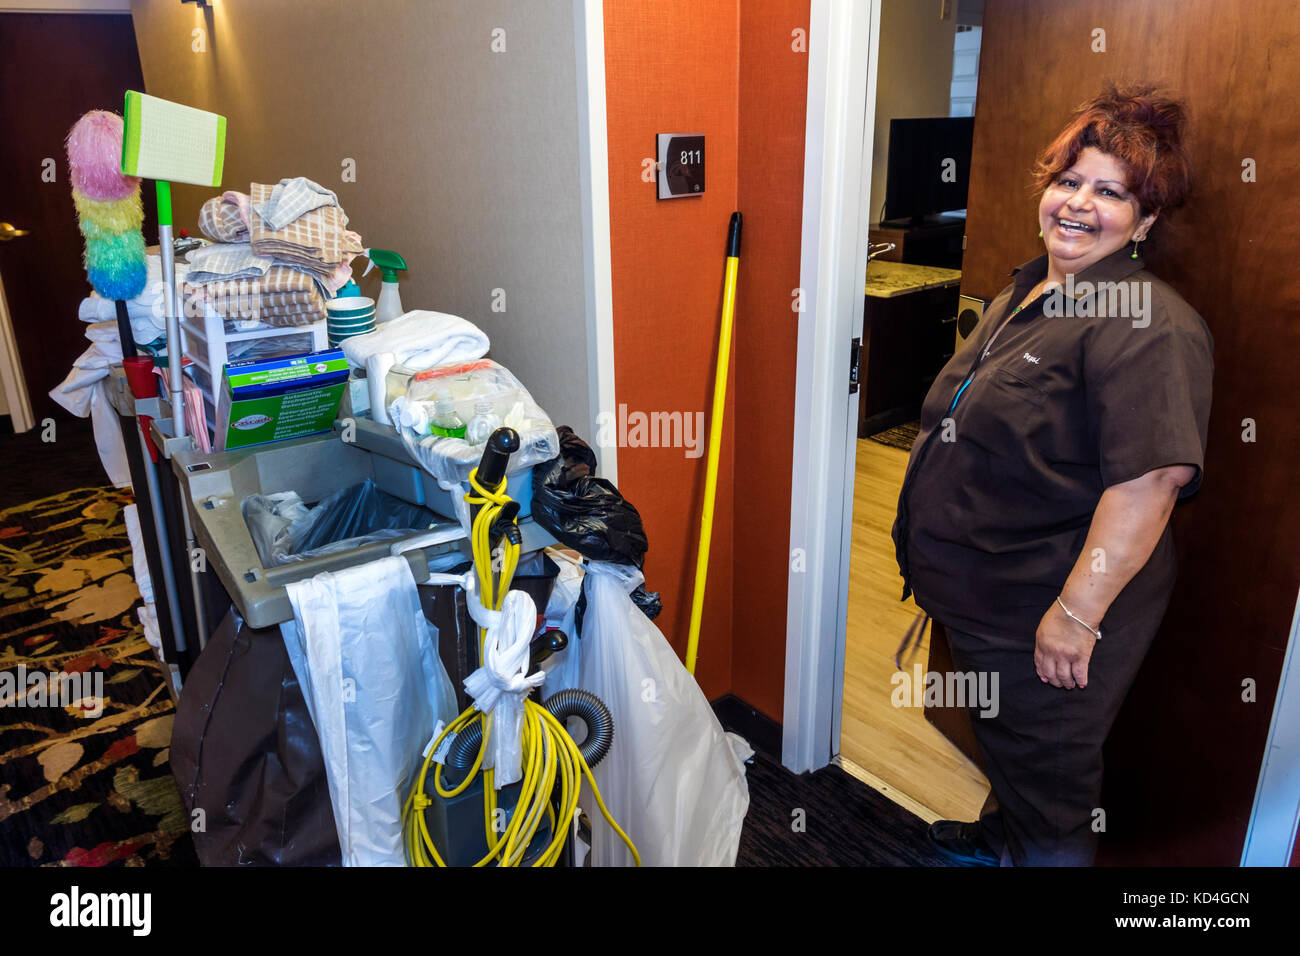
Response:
[[1130, 238, 1141, 259], [1038, 229, 1043, 238]]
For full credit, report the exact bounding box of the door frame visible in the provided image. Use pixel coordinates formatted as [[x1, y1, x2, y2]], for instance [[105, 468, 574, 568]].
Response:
[[0, 271, 35, 433], [781, 0, 880, 773], [573, 0, 619, 485], [1241, 588, 1300, 865], [783, 0, 1300, 865]]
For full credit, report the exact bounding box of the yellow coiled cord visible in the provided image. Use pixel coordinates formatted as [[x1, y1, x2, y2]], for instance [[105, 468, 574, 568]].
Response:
[[402, 467, 640, 867]]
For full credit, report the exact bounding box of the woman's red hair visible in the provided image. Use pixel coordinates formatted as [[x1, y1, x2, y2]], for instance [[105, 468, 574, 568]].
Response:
[[1033, 83, 1192, 216]]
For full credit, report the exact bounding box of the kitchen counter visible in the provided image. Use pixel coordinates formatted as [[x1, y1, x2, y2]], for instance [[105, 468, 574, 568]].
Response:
[[865, 259, 962, 299]]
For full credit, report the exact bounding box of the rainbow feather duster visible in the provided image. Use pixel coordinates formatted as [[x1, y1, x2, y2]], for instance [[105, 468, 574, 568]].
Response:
[[73, 190, 144, 235], [84, 230, 149, 299], [66, 110, 146, 301]]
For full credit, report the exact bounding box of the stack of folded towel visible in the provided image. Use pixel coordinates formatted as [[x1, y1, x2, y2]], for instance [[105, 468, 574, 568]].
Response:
[[249, 179, 363, 285], [188, 265, 326, 329], [183, 239, 327, 329], [184, 177, 363, 329], [198, 189, 252, 243]]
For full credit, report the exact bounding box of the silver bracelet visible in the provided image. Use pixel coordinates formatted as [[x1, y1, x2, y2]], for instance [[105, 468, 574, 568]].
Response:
[[1056, 597, 1102, 640]]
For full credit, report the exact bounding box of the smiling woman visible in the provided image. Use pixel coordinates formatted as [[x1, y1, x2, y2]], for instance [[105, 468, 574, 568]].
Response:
[[1039, 148, 1156, 280], [891, 83, 1214, 867], [1033, 84, 1192, 276]]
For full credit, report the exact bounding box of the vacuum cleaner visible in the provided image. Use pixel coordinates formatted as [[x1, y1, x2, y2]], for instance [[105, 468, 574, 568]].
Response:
[[402, 428, 639, 867]]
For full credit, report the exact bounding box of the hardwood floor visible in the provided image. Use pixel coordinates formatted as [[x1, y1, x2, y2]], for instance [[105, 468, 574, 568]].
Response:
[[839, 437, 989, 822]]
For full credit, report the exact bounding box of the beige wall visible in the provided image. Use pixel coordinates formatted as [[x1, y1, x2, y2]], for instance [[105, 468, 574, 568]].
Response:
[[869, 0, 957, 221], [129, 0, 593, 435]]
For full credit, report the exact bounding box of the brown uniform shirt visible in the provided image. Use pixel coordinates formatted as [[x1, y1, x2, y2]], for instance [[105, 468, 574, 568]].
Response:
[[892, 246, 1214, 641]]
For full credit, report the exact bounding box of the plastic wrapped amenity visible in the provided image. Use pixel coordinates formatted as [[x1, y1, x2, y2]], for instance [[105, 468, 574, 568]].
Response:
[[389, 358, 560, 489]]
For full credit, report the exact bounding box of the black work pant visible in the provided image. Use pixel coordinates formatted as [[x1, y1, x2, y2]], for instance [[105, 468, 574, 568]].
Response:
[[943, 594, 1170, 866]]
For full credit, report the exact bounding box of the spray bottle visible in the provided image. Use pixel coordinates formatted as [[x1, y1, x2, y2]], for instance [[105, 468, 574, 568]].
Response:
[[362, 248, 408, 323]]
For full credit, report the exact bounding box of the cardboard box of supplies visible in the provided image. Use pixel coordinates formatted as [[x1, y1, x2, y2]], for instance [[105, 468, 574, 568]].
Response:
[[217, 348, 349, 450]]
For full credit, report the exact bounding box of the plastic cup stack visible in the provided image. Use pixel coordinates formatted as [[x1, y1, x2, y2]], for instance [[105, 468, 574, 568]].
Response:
[[327, 296, 377, 346]]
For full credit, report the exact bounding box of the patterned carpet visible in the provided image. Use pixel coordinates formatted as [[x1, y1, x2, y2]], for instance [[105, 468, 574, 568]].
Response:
[[0, 485, 197, 867]]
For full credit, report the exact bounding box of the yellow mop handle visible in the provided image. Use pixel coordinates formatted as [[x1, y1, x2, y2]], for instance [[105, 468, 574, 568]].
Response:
[[686, 212, 742, 675]]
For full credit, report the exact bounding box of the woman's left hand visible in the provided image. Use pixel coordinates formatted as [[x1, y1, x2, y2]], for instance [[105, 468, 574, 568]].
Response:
[[1035, 601, 1097, 689], [1032, 466, 1193, 691]]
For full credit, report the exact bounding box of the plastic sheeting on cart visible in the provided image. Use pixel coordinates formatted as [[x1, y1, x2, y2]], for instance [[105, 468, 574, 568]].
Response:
[[546, 559, 751, 866], [281, 554, 458, 866]]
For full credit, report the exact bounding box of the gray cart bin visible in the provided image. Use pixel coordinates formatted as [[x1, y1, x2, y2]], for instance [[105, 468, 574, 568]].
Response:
[[172, 416, 554, 630]]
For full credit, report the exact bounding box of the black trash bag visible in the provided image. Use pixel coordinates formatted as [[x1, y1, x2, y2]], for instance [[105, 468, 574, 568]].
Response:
[[531, 426, 649, 568], [243, 478, 446, 567], [170, 610, 341, 866], [631, 584, 662, 620]]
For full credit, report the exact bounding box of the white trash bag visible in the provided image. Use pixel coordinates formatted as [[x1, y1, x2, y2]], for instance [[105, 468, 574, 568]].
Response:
[[561, 560, 750, 867], [462, 588, 544, 787], [537, 548, 585, 693], [281, 555, 458, 866]]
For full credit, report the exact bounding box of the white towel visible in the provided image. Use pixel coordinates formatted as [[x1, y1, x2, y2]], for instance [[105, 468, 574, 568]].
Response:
[[79, 253, 187, 343], [47, 372, 130, 488], [123, 505, 154, 605], [340, 309, 490, 371]]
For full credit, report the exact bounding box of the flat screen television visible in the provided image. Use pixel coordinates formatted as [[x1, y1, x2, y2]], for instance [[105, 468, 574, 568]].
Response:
[[882, 116, 975, 226]]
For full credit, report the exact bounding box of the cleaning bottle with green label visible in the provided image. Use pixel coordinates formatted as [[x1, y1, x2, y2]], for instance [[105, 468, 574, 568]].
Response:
[[429, 394, 467, 438], [362, 248, 408, 323]]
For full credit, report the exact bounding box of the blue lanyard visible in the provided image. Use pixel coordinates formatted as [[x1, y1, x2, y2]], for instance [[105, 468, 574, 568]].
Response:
[[950, 299, 1032, 412], [949, 376, 974, 412]]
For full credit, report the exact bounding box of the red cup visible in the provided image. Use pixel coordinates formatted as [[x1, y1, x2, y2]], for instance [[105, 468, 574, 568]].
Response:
[[122, 356, 160, 463], [122, 356, 157, 398]]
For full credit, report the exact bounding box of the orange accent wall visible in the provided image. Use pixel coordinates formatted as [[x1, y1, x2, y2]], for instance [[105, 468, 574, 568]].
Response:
[[732, 2, 810, 722], [604, 1, 809, 717], [603, 0, 741, 701]]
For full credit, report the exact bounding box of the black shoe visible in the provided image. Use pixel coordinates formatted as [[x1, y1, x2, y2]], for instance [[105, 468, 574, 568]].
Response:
[[927, 819, 999, 866]]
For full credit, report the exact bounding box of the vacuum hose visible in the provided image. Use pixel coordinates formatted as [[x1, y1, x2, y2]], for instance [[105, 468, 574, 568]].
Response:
[[542, 689, 614, 769], [447, 689, 614, 771], [402, 428, 640, 866]]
